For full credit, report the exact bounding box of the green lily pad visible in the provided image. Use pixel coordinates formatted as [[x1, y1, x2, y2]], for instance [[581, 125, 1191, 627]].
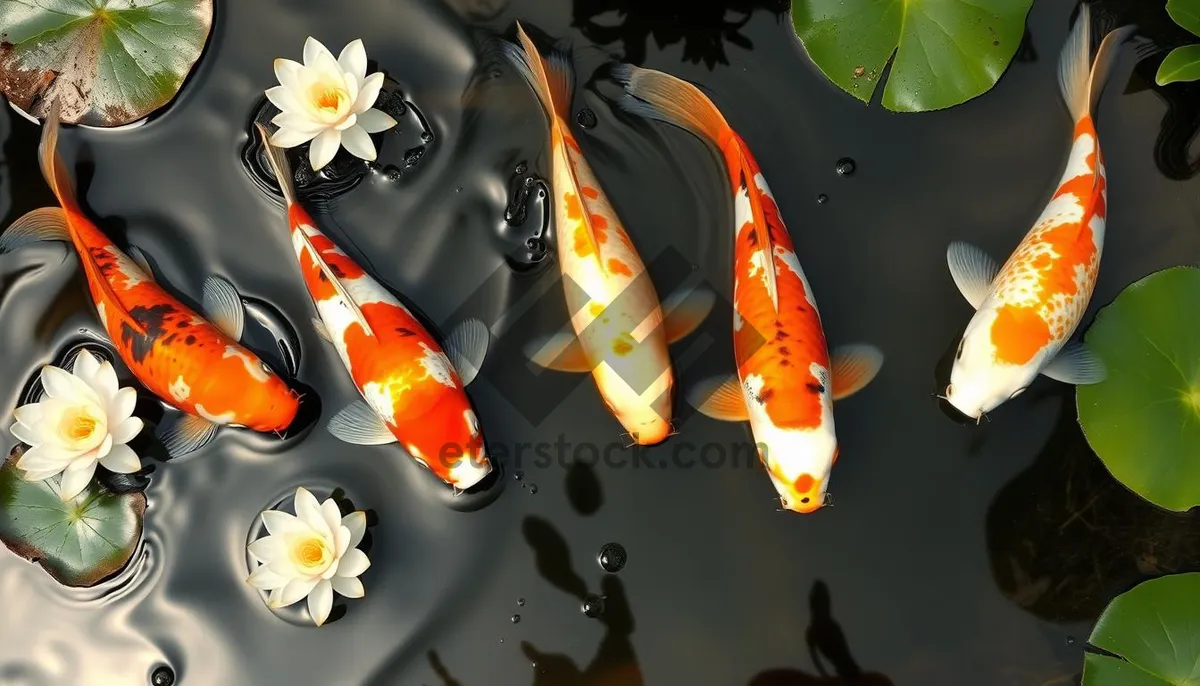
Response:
[[1167, 0, 1200, 37], [1076, 266, 1200, 512], [0, 445, 146, 587], [0, 0, 214, 127], [1082, 573, 1200, 685], [1156, 45, 1200, 85], [791, 0, 1034, 112]]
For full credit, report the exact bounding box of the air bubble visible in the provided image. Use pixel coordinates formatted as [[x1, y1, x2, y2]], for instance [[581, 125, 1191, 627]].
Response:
[[576, 108, 597, 129], [835, 158, 856, 176], [597, 542, 627, 573], [581, 594, 605, 618]]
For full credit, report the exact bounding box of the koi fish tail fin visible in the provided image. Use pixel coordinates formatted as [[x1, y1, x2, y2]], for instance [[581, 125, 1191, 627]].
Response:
[[254, 123, 299, 208], [611, 64, 732, 148], [1058, 4, 1136, 122], [500, 22, 574, 123], [37, 100, 83, 218]]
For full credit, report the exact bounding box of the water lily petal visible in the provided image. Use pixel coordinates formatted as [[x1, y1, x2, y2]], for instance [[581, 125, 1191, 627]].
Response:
[[320, 500, 342, 540], [21, 467, 65, 482], [265, 555, 301, 578], [342, 72, 360, 110], [276, 576, 319, 608], [342, 511, 367, 549], [308, 578, 333, 626], [10, 420, 39, 445], [16, 445, 72, 472], [99, 443, 140, 474], [26, 431, 87, 460], [58, 459, 97, 501], [71, 349, 101, 386], [309, 128, 341, 171], [248, 534, 287, 563], [321, 557, 341, 580], [356, 108, 396, 134], [91, 360, 119, 402], [95, 432, 113, 460], [337, 39, 367, 82], [352, 73, 385, 114], [303, 37, 333, 69], [247, 564, 290, 590], [110, 416, 143, 444], [270, 125, 323, 149], [13, 403, 43, 428], [271, 112, 327, 135], [294, 487, 330, 538], [267, 587, 283, 607], [307, 39, 343, 81], [339, 124, 376, 161], [334, 524, 350, 558], [336, 548, 370, 578], [274, 58, 304, 93], [40, 365, 101, 406], [110, 387, 137, 425], [334, 112, 358, 132], [332, 575, 364, 599], [265, 85, 303, 115], [261, 510, 305, 537]]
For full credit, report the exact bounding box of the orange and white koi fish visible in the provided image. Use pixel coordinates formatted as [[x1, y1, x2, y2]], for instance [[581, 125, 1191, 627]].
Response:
[[0, 102, 301, 457], [255, 124, 493, 490], [501, 24, 713, 446], [613, 65, 884, 514], [943, 6, 1134, 421]]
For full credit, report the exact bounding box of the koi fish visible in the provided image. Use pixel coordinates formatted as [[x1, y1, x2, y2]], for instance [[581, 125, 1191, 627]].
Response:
[[254, 124, 493, 490], [501, 24, 713, 446], [0, 101, 301, 457], [943, 6, 1134, 420], [613, 65, 884, 513]]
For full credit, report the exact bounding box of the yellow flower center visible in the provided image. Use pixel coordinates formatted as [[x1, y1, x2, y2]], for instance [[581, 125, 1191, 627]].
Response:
[[309, 82, 348, 116], [288, 533, 333, 574], [59, 405, 104, 449]]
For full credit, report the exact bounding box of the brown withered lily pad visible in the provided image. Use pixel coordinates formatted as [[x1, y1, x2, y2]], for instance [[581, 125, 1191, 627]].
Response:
[[0, 445, 146, 587], [0, 0, 214, 127]]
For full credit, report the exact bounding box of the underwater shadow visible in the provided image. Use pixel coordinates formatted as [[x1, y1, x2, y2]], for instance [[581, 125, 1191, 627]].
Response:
[[747, 580, 893, 686], [985, 390, 1200, 624], [571, 0, 790, 69], [0, 114, 57, 227]]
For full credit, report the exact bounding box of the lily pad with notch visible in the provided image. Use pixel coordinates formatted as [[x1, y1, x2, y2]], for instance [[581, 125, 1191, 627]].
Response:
[[1076, 266, 1200, 513], [790, 0, 1035, 112], [0, 445, 146, 587], [1082, 572, 1200, 685], [0, 0, 214, 127]]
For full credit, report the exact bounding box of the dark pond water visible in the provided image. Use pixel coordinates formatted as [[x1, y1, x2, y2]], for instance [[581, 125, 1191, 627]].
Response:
[[3, 0, 1200, 684]]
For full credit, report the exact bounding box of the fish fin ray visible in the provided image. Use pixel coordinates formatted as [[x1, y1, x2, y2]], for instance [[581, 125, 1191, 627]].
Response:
[[611, 63, 732, 142], [0, 207, 71, 252], [160, 414, 218, 458], [830, 344, 884, 401], [946, 241, 1000, 309], [297, 228, 374, 337], [1040, 341, 1106, 384], [444, 317, 490, 386], [126, 245, 155, 281], [312, 317, 333, 343], [524, 332, 592, 372], [1059, 5, 1136, 119], [255, 122, 300, 207], [662, 284, 715, 343], [500, 22, 573, 122], [201, 275, 246, 341], [686, 374, 748, 422], [328, 400, 397, 445]]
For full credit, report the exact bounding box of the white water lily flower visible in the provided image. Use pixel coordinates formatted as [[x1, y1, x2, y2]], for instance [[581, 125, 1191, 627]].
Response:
[[266, 37, 398, 171], [246, 487, 370, 627], [9, 350, 144, 501]]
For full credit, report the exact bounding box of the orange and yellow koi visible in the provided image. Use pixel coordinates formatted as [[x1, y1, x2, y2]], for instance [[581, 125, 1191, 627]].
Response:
[[0, 102, 300, 457], [613, 65, 884, 513], [943, 6, 1134, 420], [255, 125, 492, 490], [501, 24, 712, 446]]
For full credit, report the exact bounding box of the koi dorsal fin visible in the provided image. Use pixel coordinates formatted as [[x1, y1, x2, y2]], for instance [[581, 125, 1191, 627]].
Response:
[[295, 227, 375, 337], [735, 155, 779, 311]]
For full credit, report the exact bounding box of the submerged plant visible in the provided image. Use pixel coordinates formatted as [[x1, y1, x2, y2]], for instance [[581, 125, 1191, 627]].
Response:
[[266, 37, 398, 171], [247, 487, 370, 627], [9, 350, 144, 501], [1156, 0, 1200, 85], [790, 0, 1035, 112], [0, 0, 215, 127]]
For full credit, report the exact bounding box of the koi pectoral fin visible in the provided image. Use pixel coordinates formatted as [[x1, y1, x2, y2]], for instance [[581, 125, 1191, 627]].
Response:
[[686, 374, 748, 422], [160, 413, 219, 459], [1, 207, 71, 252], [328, 400, 398, 445], [830, 344, 884, 401], [1041, 341, 1106, 385], [947, 241, 1000, 310], [202, 275, 246, 341], [525, 332, 592, 373], [311, 317, 333, 343], [662, 284, 715, 344], [127, 246, 156, 282], [445, 317, 490, 386]]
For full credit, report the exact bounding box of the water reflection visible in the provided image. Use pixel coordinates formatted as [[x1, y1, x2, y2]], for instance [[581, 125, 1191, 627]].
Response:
[[986, 390, 1200, 623], [748, 581, 893, 686], [571, 0, 789, 69]]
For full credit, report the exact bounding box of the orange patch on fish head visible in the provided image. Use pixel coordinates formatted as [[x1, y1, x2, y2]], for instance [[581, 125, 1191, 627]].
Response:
[[947, 315, 1040, 420], [237, 373, 301, 432], [991, 304, 1051, 366], [772, 469, 825, 514]]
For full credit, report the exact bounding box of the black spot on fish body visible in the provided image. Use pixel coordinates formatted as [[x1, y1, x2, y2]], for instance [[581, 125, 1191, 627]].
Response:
[[775, 330, 789, 340], [162, 334, 178, 346], [806, 382, 825, 394], [395, 328, 415, 337], [184, 335, 196, 345], [780, 359, 791, 367], [329, 263, 346, 278], [176, 320, 188, 329], [778, 346, 790, 356], [121, 304, 175, 363], [746, 229, 758, 246]]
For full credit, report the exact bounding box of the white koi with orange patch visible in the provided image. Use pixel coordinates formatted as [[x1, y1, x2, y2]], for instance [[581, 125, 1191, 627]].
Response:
[[944, 6, 1133, 420], [502, 24, 713, 446], [613, 65, 884, 513], [256, 125, 493, 490]]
